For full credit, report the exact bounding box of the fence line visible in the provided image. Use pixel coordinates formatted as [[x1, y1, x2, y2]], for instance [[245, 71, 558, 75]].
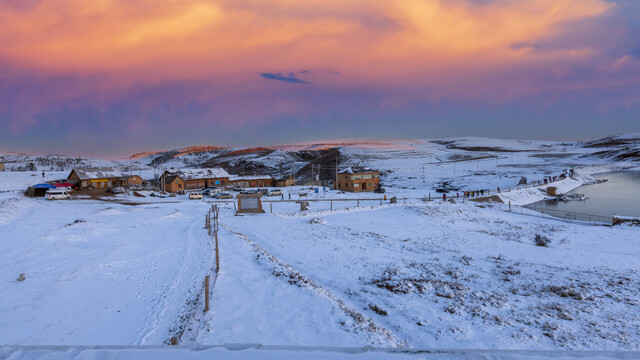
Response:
[[493, 203, 613, 226]]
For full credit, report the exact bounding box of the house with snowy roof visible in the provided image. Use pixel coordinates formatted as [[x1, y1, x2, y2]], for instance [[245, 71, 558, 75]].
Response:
[[67, 168, 124, 190], [162, 168, 230, 191], [334, 167, 380, 192], [229, 174, 274, 188]]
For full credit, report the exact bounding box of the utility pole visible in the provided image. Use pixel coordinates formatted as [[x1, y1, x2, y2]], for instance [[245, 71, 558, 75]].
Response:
[[335, 156, 338, 189], [311, 163, 315, 185]]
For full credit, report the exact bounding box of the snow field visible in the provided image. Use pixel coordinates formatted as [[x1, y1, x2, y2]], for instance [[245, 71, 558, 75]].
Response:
[[0, 193, 214, 345], [207, 202, 640, 350]]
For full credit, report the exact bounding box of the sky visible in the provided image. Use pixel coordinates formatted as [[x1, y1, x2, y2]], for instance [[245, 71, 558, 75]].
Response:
[[1, 0, 640, 159]]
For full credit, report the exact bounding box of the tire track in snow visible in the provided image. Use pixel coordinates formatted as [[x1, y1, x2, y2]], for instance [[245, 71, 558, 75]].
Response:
[[221, 224, 406, 348]]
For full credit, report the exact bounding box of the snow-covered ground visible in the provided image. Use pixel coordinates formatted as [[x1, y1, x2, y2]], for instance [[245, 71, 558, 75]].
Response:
[[1, 136, 640, 359]]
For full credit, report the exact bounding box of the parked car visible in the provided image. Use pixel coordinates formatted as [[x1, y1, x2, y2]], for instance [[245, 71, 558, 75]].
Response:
[[45, 189, 71, 200], [240, 189, 259, 195], [374, 187, 386, 194], [111, 186, 126, 194], [267, 189, 282, 196], [232, 186, 245, 192], [256, 188, 269, 195], [202, 188, 222, 196], [213, 192, 233, 199], [189, 192, 203, 199]]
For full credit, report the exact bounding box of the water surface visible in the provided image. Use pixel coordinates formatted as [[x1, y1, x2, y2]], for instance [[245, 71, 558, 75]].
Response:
[[530, 171, 640, 218]]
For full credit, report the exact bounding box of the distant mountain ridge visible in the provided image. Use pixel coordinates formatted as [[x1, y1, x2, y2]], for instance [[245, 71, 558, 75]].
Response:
[[2, 135, 638, 179]]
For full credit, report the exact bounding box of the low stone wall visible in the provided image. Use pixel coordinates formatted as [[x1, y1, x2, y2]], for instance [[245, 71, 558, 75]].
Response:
[[613, 217, 640, 226]]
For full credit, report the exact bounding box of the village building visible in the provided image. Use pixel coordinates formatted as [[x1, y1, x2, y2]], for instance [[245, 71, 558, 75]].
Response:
[[162, 168, 230, 191], [117, 175, 143, 187], [334, 168, 380, 192], [67, 168, 124, 190], [0, 161, 5, 171], [275, 175, 294, 187], [229, 175, 274, 188], [164, 174, 185, 193]]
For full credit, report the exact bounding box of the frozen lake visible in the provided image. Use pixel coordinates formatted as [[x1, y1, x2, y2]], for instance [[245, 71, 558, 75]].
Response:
[[532, 171, 640, 218]]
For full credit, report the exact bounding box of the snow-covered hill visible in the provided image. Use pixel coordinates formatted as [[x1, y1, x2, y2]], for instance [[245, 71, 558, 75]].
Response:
[[1, 134, 640, 353]]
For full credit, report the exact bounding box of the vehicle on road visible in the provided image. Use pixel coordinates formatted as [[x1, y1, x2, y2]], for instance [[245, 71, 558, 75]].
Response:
[[45, 189, 71, 200], [213, 192, 233, 199], [374, 187, 386, 193], [188, 192, 203, 199], [267, 189, 282, 196]]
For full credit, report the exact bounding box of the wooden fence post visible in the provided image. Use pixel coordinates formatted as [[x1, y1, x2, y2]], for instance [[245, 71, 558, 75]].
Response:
[[270, 203, 272, 213], [380, 198, 382, 205], [330, 200, 333, 211], [204, 275, 210, 312], [357, 199, 359, 207], [215, 230, 220, 272]]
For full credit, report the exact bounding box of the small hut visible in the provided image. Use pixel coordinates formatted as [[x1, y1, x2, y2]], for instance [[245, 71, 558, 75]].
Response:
[[546, 186, 558, 196], [26, 183, 56, 197]]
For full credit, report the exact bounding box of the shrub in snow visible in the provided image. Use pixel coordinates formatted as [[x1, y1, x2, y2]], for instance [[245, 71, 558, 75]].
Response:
[[309, 217, 328, 225], [368, 304, 388, 316], [534, 234, 551, 247]]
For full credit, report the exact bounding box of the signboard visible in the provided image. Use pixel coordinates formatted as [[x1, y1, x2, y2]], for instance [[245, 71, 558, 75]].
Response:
[[237, 194, 264, 214], [242, 197, 259, 210]]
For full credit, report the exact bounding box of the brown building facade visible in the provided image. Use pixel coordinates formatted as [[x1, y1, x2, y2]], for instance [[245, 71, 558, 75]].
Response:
[[162, 168, 230, 192], [275, 176, 294, 187], [117, 175, 143, 187], [335, 171, 380, 192], [165, 175, 185, 193], [229, 175, 274, 188], [68, 168, 124, 190]]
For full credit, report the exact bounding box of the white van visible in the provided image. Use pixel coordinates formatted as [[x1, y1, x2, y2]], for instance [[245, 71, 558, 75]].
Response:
[[45, 189, 71, 200]]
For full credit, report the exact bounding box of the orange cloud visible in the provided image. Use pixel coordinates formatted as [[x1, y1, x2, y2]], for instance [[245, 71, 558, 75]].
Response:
[[0, 0, 616, 85]]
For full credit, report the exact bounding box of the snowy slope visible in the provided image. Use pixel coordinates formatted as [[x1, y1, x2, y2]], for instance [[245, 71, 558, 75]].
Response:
[[1, 134, 640, 354]]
